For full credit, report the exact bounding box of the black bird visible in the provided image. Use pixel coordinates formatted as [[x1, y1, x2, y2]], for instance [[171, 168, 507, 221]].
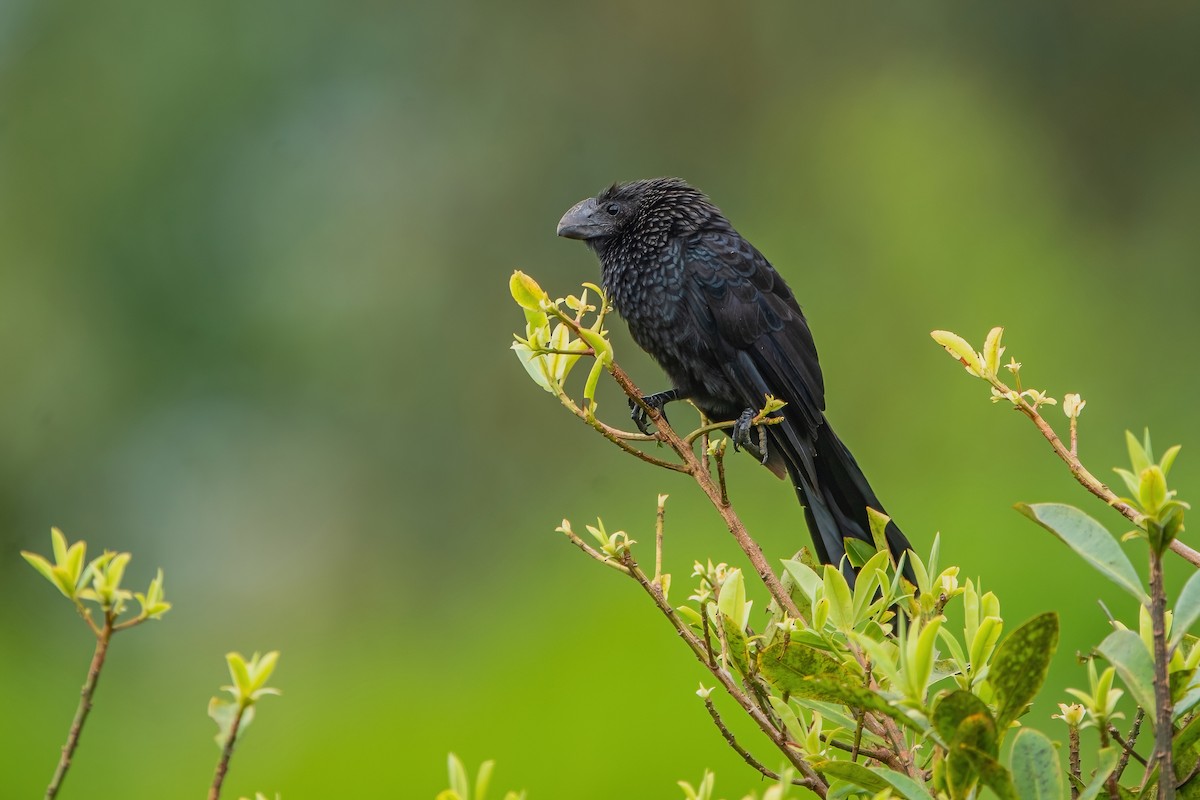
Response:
[[556, 177, 913, 581]]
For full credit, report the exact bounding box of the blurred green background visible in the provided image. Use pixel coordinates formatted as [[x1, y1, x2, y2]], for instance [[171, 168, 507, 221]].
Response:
[[3, 2, 1199, 797]]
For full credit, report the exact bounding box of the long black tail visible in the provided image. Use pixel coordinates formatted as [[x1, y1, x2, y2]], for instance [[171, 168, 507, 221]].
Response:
[[777, 419, 914, 584]]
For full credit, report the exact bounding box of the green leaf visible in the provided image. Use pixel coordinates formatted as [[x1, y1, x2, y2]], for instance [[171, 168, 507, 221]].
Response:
[[867, 508, 892, 564], [1162, 445, 1183, 476], [782, 558, 823, 606], [1139, 466, 1167, 516], [869, 766, 936, 800], [852, 550, 890, 621], [227, 652, 253, 697], [1077, 748, 1119, 800], [582, 359, 604, 408], [934, 691, 1005, 800], [21, 551, 58, 589], [990, 612, 1059, 729], [823, 565, 854, 631], [448, 752, 470, 800], [1096, 629, 1156, 714], [1172, 570, 1200, 650], [844, 537, 877, 569], [757, 642, 924, 733], [976, 752, 1019, 800], [716, 568, 746, 627], [1128, 430, 1151, 474], [51, 527, 69, 565], [907, 617, 944, 701], [933, 690, 997, 753], [1015, 503, 1149, 604], [814, 761, 892, 794], [721, 613, 751, 677], [576, 326, 612, 366], [509, 271, 547, 312], [207, 696, 255, 748], [1009, 728, 1063, 800]]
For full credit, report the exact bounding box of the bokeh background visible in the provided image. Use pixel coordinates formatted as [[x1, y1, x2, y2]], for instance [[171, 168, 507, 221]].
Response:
[[3, 2, 1199, 797]]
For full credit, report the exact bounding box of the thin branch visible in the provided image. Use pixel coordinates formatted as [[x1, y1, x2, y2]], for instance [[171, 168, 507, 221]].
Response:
[[822, 733, 899, 768], [1069, 724, 1081, 799], [1109, 721, 1148, 771], [990, 380, 1200, 569], [703, 696, 814, 788], [655, 495, 666, 585], [620, 551, 828, 796], [45, 617, 114, 800], [558, 527, 632, 575], [208, 702, 248, 800], [1148, 547, 1175, 800], [608, 361, 807, 625]]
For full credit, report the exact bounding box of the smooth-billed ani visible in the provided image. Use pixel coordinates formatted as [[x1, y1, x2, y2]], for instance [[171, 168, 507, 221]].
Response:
[[557, 177, 913, 581]]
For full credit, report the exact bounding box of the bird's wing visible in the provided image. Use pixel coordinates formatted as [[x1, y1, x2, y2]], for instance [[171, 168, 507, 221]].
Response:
[[680, 230, 826, 431]]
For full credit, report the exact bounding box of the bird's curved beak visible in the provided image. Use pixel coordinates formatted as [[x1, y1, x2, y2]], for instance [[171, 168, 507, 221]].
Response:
[[556, 197, 607, 240]]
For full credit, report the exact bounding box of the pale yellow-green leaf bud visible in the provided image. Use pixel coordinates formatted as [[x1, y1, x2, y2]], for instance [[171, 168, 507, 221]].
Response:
[[930, 330, 985, 377], [509, 270, 548, 311], [982, 326, 1005, 377]]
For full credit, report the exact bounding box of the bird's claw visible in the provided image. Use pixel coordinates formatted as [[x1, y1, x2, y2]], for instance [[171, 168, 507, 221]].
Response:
[[630, 390, 676, 435], [731, 408, 755, 451], [731, 407, 769, 463]]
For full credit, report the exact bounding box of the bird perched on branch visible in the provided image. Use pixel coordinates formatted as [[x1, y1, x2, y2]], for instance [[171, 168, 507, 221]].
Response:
[[557, 177, 913, 581]]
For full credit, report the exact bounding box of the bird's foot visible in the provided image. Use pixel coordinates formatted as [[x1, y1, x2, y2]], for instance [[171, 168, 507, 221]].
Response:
[[630, 389, 679, 435], [731, 407, 769, 463]]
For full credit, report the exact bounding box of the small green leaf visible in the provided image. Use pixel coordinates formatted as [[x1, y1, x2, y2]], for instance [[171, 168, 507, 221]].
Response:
[[227, 653, 253, 697], [933, 690, 997, 753], [1161, 445, 1183, 476], [814, 761, 891, 794], [51, 527, 69, 566], [867, 508, 892, 564], [1015, 503, 1149, 604], [582, 359, 604, 408], [448, 752, 470, 800], [1139, 466, 1167, 515], [21, 551, 59, 590], [576, 326, 612, 366], [969, 617, 1003, 678], [931, 330, 985, 377], [1127, 430, 1151, 474], [716, 568, 746, 627], [509, 271, 547, 312], [823, 565, 854, 631], [720, 613, 751, 676], [1077, 748, 1119, 800], [983, 326, 1005, 377], [782, 558, 823, 606], [869, 766, 936, 800], [758, 642, 923, 733], [207, 696, 255, 748], [1113, 468, 1142, 499], [843, 537, 877, 569], [1171, 570, 1200, 650], [909, 616, 944, 701], [990, 612, 1059, 729], [1009, 728, 1062, 800], [1096, 629, 1156, 714]]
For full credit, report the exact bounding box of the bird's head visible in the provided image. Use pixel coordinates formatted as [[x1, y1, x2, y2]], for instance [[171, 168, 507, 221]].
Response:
[[556, 178, 722, 249]]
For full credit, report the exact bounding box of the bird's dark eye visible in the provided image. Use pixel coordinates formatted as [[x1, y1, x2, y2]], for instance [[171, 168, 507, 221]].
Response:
[[604, 203, 621, 215]]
